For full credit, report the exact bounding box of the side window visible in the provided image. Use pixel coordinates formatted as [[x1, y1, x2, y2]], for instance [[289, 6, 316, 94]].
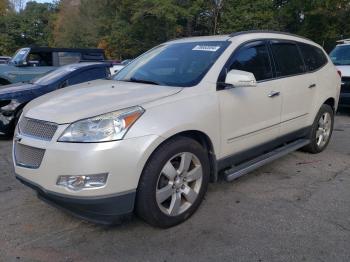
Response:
[[58, 52, 81, 66], [67, 68, 108, 85], [229, 43, 273, 81], [270, 42, 305, 77], [81, 52, 105, 61], [298, 43, 328, 71], [28, 52, 53, 66]]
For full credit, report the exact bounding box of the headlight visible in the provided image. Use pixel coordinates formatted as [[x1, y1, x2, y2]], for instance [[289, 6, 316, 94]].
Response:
[[58, 106, 144, 142]]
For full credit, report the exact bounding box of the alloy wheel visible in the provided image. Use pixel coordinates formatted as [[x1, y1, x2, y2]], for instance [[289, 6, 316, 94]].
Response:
[[316, 112, 332, 148], [156, 152, 203, 216]]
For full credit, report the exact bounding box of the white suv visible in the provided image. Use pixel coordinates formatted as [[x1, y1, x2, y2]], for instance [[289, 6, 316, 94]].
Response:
[[13, 31, 340, 228]]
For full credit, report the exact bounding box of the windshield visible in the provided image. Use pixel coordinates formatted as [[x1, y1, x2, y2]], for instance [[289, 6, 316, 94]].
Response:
[[31, 66, 77, 85], [9, 48, 30, 65], [113, 41, 230, 87], [330, 45, 350, 65]]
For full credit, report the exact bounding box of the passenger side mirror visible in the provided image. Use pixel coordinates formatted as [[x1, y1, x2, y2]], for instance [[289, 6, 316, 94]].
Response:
[[224, 69, 257, 89]]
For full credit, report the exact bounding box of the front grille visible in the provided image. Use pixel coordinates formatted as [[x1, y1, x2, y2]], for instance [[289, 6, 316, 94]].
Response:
[[14, 143, 45, 169], [19, 117, 58, 141], [341, 77, 350, 93]]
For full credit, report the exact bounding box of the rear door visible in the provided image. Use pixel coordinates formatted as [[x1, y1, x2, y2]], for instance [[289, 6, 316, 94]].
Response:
[[269, 40, 316, 136]]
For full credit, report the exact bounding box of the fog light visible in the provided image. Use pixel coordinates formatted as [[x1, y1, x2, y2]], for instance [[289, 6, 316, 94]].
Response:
[[57, 173, 108, 191]]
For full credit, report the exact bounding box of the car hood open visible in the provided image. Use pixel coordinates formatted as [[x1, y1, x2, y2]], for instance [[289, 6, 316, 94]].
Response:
[[24, 79, 182, 124]]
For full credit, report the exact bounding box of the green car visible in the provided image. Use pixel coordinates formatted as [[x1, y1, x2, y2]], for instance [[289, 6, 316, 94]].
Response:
[[0, 47, 105, 85]]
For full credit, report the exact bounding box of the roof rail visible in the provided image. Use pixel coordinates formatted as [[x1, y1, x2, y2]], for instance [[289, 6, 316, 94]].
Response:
[[337, 38, 350, 44], [229, 30, 312, 41]]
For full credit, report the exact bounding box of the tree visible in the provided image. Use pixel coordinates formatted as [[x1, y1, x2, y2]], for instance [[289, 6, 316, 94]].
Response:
[[0, 1, 56, 55]]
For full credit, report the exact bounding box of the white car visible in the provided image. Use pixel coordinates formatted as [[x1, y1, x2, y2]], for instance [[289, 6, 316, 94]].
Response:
[[13, 31, 340, 228], [330, 39, 350, 107]]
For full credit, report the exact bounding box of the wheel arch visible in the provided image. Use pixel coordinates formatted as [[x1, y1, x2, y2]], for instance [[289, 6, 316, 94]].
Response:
[[323, 97, 336, 112], [141, 130, 218, 184]]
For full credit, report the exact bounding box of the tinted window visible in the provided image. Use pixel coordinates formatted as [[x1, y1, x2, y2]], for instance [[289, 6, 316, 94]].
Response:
[[68, 68, 107, 85], [28, 52, 53, 66], [82, 53, 105, 61], [271, 42, 305, 77], [58, 52, 81, 65], [31, 66, 76, 85], [114, 41, 230, 87], [330, 45, 350, 66], [299, 43, 327, 71], [229, 42, 273, 81]]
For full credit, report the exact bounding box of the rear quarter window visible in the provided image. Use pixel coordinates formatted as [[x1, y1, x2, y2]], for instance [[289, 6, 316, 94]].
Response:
[[270, 42, 305, 77], [299, 43, 328, 71]]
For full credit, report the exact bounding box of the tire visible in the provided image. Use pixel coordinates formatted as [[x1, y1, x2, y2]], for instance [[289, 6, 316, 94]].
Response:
[[303, 104, 334, 154], [135, 136, 210, 228]]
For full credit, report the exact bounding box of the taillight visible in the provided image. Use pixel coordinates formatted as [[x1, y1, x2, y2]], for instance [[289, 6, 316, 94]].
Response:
[[337, 70, 342, 77]]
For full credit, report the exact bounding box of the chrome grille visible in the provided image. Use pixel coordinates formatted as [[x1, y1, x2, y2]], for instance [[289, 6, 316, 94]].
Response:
[[14, 143, 45, 169], [19, 117, 58, 141]]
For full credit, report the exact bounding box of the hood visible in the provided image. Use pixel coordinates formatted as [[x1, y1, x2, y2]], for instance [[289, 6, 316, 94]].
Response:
[[25, 79, 182, 124], [0, 82, 41, 100], [336, 66, 350, 77]]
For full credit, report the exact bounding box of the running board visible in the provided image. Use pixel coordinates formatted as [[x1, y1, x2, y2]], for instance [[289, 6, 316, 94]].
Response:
[[224, 139, 310, 182]]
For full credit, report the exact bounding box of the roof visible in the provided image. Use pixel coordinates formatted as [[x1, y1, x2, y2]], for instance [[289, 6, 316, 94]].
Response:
[[228, 30, 312, 42], [166, 30, 315, 46]]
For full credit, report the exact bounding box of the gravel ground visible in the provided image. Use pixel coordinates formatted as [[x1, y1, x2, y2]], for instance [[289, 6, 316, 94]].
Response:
[[0, 113, 350, 262]]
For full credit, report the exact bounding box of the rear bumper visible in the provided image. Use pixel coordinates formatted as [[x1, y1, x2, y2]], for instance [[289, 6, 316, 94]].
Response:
[[16, 174, 135, 225]]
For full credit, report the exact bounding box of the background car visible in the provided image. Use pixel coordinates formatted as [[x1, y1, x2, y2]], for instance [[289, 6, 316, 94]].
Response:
[[0, 62, 111, 136], [0, 56, 11, 64], [0, 47, 106, 86], [330, 39, 350, 108], [110, 59, 133, 75]]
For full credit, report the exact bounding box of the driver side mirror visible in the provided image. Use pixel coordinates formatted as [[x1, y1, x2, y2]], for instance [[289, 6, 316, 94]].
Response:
[[224, 69, 257, 89]]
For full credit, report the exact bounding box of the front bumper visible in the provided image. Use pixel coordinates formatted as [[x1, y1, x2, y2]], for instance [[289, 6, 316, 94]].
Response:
[[14, 125, 163, 223], [16, 174, 135, 224]]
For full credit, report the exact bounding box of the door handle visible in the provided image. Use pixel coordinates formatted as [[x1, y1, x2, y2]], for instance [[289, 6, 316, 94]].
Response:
[[268, 91, 280, 98], [308, 83, 316, 88]]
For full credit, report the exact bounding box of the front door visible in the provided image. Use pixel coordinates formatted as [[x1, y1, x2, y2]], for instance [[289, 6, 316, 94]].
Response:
[[218, 41, 282, 158]]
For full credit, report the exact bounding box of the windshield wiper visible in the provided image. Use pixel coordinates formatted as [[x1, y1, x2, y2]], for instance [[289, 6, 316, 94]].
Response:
[[127, 77, 160, 85]]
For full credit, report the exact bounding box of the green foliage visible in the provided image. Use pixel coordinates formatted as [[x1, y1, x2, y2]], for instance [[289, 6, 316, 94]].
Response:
[[0, 1, 56, 55], [1, 0, 350, 57]]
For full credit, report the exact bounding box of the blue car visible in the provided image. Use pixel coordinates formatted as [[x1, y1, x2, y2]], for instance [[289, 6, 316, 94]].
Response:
[[0, 62, 111, 136], [0, 47, 105, 85]]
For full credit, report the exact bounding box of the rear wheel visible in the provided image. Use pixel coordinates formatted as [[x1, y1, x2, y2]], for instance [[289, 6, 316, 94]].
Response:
[[136, 137, 210, 228], [303, 104, 334, 154]]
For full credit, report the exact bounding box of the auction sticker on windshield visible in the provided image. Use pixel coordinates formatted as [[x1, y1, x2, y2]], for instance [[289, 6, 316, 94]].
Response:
[[192, 45, 221, 52]]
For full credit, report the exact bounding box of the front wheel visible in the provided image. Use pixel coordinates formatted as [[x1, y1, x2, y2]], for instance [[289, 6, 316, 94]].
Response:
[[136, 137, 210, 228], [303, 104, 334, 154]]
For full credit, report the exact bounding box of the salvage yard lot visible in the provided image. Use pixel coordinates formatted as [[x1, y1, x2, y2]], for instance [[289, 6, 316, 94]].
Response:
[[1, 114, 350, 262]]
